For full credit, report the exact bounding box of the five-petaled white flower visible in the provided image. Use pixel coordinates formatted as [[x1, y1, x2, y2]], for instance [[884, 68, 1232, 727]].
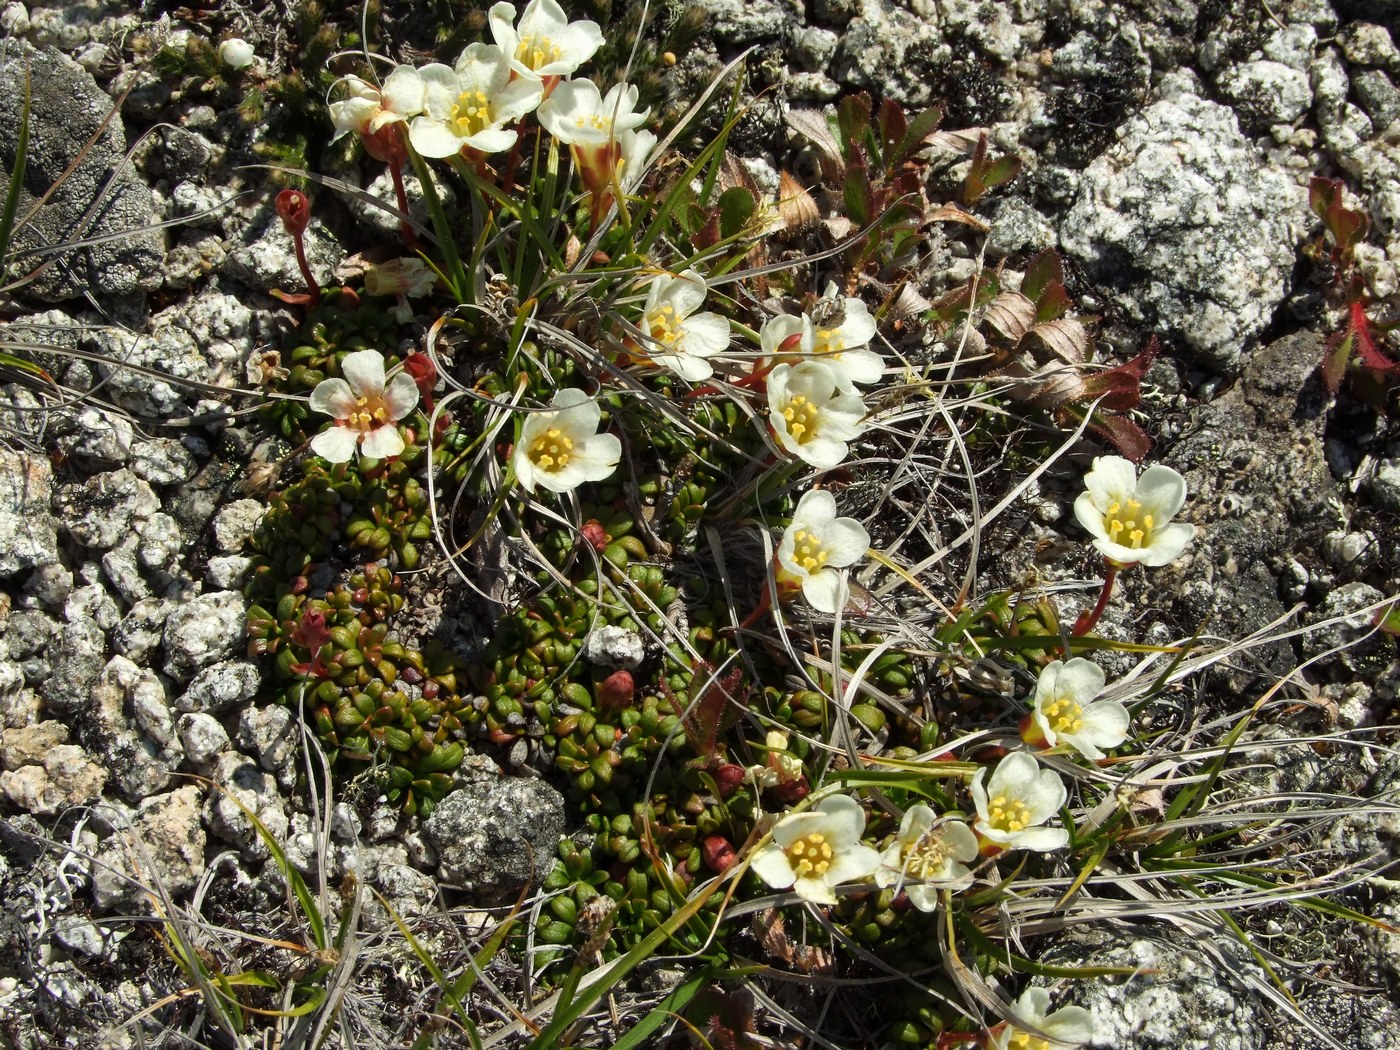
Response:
[[1024, 658, 1130, 761], [971, 752, 1069, 855], [634, 270, 731, 382], [776, 489, 870, 614], [488, 0, 603, 82], [767, 362, 866, 468], [513, 388, 622, 494], [537, 80, 650, 196], [808, 283, 883, 390], [308, 349, 420, 463], [1074, 455, 1193, 568], [991, 987, 1096, 1050], [751, 795, 881, 906], [407, 43, 543, 157], [329, 68, 424, 141], [875, 805, 979, 910]]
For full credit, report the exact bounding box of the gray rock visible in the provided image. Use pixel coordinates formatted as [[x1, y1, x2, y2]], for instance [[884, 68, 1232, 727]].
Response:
[[0, 44, 164, 302], [226, 211, 344, 297], [0, 720, 69, 769], [64, 582, 120, 631], [83, 323, 209, 420], [1303, 582, 1395, 678], [54, 917, 112, 958], [0, 743, 107, 815], [235, 704, 295, 774], [130, 439, 197, 487], [53, 406, 135, 470], [175, 712, 229, 767], [693, 0, 800, 44], [161, 591, 247, 681], [204, 751, 288, 860], [1353, 69, 1400, 130], [372, 862, 441, 922], [1343, 23, 1400, 69], [1217, 59, 1313, 126], [1370, 458, 1400, 512], [112, 597, 169, 664], [1060, 90, 1302, 372], [0, 451, 60, 578], [52, 469, 160, 551], [2, 609, 57, 660], [136, 512, 183, 573], [830, 0, 950, 106], [1043, 925, 1267, 1048], [211, 499, 266, 553], [205, 554, 254, 590], [424, 777, 565, 892], [85, 655, 182, 800], [101, 541, 150, 605], [91, 785, 206, 909], [175, 659, 260, 714], [582, 625, 645, 670], [38, 617, 106, 716]]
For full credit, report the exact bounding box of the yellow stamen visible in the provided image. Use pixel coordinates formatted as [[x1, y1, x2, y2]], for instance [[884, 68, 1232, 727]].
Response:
[[792, 529, 829, 574], [785, 831, 833, 878], [1103, 498, 1154, 550], [1044, 696, 1085, 735], [647, 304, 681, 347], [450, 90, 495, 138], [906, 832, 950, 880], [346, 393, 390, 434], [986, 794, 1032, 834], [528, 427, 574, 472], [515, 34, 563, 71], [782, 395, 819, 443], [814, 327, 845, 356], [1006, 1031, 1052, 1050]]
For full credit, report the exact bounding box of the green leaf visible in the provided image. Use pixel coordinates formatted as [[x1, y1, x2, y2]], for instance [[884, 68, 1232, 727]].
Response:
[[1020, 249, 1064, 305], [717, 186, 755, 241]]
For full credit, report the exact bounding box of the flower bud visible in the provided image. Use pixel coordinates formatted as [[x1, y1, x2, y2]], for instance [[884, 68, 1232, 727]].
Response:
[[276, 189, 311, 236], [218, 38, 255, 70], [597, 670, 634, 710], [702, 834, 737, 873]]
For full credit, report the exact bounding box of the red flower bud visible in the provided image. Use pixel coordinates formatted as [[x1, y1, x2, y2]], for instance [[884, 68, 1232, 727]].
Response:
[[362, 123, 408, 166], [276, 188, 311, 236], [712, 763, 746, 797], [597, 670, 634, 709], [581, 520, 609, 551], [702, 834, 737, 873], [773, 775, 810, 804]]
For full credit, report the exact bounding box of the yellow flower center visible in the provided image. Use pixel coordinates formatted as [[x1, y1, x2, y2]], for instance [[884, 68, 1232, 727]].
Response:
[[785, 832, 833, 878], [813, 326, 845, 356], [986, 794, 1032, 834], [1043, 695, 1085, 735], [451, 89, 495, 138], [905, 833, 951, 880], [346, 393, 390, 434], [515, 33, 562, 71], [528, 427, 574, 472], [647, 304, 681, 347], [791, 529, 829, 574], [1006, 1030, 1052, 1050], [1104, 497, 1154, 550], [782, 395, 820, 443], [574, 112, 611, 132]]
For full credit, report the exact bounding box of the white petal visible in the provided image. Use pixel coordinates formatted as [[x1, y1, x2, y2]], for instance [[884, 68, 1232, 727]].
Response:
[[1140, 522, 1194, 566], [310, 426, 359, 463], [814, 794, 866, 847], [970, 766, 990, 817], [772, 811, 825, 849], [664, 270, 709, 317], [679, 313, 731, 357], [750, 844, 796, 889], [488, 2, 519, 48], [513, 443, 537, 492], [826, 347, 884, 386], [942, 820, 981, 862], [787, 434, 850, 469], [837, 300, 877, 346], [1006, 825, 1069, 852], [801, 569, 847, 613], [905, 884, 941, 911], [1054, 658, 1105, 703], [989, 752, 1042, 799], [1074, 701, 1130, 750], [309, 377, 356, 418], [495, 77, 545, 122], [570, 433, 622, 481], [467, 127, 521, 155], [761, 314, 810, 357], [1137, 463, 1187, 519], [359, 424, 405, 460], [824, 843, 881, 884], [340, 349, 387, 397], [651, 352, 714, 382], [383, 372, 422, 420], [1083, 455, 1138, 512], [409, 117, 467, 158], [819, 518, 870, 566], [792, 873, 838, 905], [898, 804, 936, 842], [1072, 491, 1109, 540], [380, 65, 425, 116], [1041, 1006, 1097, 1044], [1023, 768, 1068, 824]]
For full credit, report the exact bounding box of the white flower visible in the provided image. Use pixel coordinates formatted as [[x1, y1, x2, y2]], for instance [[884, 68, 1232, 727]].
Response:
[[513, 388, 622, 494], [218, 38, 255, 70], [537, 80, 649, 195], [776, 489, 869, 613], [759, 313, 811, 361], [1074, 455, 1193, 568], [635, 270, 731, 382], [971, 752, 1069, 854], [308, 349, 420, 462], [991, 987, 1096, 1050], [766, 362, 866, 468], [363, 258, 437, 299], [1026, 659, 1129, 761], [874, 805, 979, 910], [616, 127, 657, 193], [407, 43, 544, 157], [808, 283, 883, 389], [488, 0, 603, 81], [750, 795, 881, 906], [329, 68, 424, 141]]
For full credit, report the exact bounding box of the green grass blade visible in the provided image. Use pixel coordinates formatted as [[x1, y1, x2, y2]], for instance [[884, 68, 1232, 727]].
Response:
[[0, 62, 31, 274]]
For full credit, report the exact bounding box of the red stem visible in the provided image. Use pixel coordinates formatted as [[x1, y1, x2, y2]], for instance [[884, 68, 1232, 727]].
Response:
[[292, 232, 321, 307], [389, 162, 419, 249], [1072, 560, 1124, 637]]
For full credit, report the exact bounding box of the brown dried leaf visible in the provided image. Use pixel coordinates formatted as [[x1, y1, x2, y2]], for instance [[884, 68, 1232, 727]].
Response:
[[787, 107, 845, 183], [890, 282, 933, 320], [1027, 318, 1091, 363], [776, 170, 820, 235], [925, 128, 989, 155], [928, 202, 991, 232], [983, 291, 1036, 344]]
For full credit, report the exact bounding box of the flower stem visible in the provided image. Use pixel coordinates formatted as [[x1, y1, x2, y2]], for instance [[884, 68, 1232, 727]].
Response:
[[291, 232, 320, 307], [1072, 560, 1124, 636], [388, 161, 418, 249]]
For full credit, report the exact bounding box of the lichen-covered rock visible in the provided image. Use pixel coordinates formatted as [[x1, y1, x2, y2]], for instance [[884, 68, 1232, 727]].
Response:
[[1060, 85, 1302, 371], [0, 451, 60, 578], [204, 751, 288, 860], [161, 591, 247, 681], [85, 655, 182, 800], [0, 743, 107, 815], [0, 44, 165, 303], [175, 659, 260, 714], [211, 498, 266, 553], [0, 720, 69, 769], [91, 785, 206, 909], [38, 617, 106, 717], [130, 438, 198, 488], [52, 469, 161, 551], [424, 777, 565, 893], [82, 323, 210, 420], [235, 704, 294, 776], [830, 1, 950, 106], [112, 597, 170, 664], [53, 406, 135, 471], [175, 711, 229, 767]]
